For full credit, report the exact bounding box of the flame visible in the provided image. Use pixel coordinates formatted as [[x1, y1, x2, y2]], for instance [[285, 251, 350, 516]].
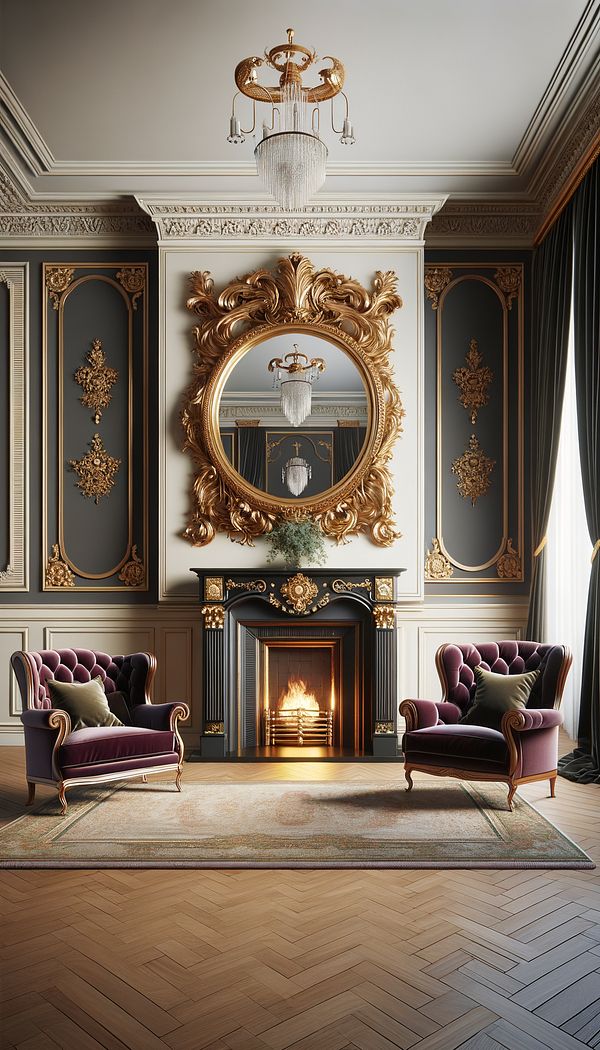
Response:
[[278, 679, 320, 716]]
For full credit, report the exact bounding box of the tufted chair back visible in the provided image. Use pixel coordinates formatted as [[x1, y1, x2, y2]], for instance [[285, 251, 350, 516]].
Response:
[[11, 649, 153, 714], [436, 641, 572, 716]]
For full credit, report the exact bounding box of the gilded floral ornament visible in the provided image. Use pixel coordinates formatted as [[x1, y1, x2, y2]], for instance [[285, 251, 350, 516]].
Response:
[[118, 545, 145, 587], [45, 544, 75, 588], [201, 605, 225, 629], [494, 267, 521, 310], [496, 538, 522, 579], [45, 266, 75, 309], [451, 434, 495, 506], [69, 433, 121, 504], [373, 605, 396, 629], [182, 254, 404, 547], [74, 339, 118, 424], [424, 538, 453, 580], [452, 338, 493, 425], [280, 572, 319, 613], [424, 266, 453, 310], [116, 267, 145, 309]]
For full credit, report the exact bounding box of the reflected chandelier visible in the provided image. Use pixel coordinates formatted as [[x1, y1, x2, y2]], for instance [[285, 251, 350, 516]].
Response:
[[268, 345, 325, 427], [227, 28, 355, 209], [283, 442, 311, 497]]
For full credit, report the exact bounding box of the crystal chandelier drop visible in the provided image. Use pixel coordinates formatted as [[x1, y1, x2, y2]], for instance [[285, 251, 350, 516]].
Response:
[[283, 443, 312, 496], [268, 345, 325, 427], [227, 28, 355, 209]]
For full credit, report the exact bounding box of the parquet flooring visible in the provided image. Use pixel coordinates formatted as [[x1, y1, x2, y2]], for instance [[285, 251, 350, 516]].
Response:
[[0, 737, 598, 1050]]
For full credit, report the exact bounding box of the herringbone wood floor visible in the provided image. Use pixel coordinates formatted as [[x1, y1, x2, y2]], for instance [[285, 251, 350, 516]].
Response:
[[0, 740, 599, 1050]]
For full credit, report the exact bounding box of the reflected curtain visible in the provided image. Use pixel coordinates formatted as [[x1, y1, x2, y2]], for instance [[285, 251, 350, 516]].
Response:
[[526, 207, 573, 641], [238, 428, 265, 491], [334, 427, 364, 484], [559, 160, 600, 784]]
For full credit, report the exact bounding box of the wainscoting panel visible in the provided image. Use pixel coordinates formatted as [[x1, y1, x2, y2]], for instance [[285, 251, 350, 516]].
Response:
[[0, 625, 28, 727]]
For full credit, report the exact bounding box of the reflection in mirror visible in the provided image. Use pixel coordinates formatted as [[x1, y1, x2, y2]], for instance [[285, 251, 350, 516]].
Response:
[[219, 334, 368, 498]]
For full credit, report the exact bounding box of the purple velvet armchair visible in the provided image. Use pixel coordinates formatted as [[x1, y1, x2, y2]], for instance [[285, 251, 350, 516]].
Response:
[[11, 649, 189, 814], [399, 641, 572, 810]]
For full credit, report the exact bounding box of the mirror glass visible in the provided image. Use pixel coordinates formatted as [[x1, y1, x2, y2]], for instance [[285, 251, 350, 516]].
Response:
[[218, 333, 369, 499]]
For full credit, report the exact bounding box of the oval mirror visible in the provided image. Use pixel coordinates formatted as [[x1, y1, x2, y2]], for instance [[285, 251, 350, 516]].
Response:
[[217, 332, 370, 500]]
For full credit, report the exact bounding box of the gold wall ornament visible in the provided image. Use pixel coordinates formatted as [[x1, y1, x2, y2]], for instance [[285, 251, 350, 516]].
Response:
[[45, 266, 75, 309], [281, 572, 319, 613], [204, 721, 224, 734], [375, 721, 395, 734], [117, 545, 145, 587], [373, 605, 396, 629], [74, 339, 118, 424], [204, 576, 224, 601], [116, 267, 145, 310], [226, 578, 267, 593], [451, 435, 496, 507], [452, 338, 493, 425], [375, 576, 394, 600], [69, 433, 122, 504], [424, 266, 453, 310], [425, 538, 454, 580], [182, 254, 404, 548], [201, 604, 225, 629], [332, 578, 371, 592], [494, 267, 522, 310], [45, 544, 75, 588], [496, 538, 522, 579]]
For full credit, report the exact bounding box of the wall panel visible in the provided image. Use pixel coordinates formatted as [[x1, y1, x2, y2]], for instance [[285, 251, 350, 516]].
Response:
[[0, 263, 27, 590]]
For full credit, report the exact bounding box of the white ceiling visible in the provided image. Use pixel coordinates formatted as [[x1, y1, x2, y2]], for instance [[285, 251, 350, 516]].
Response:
[[0, 0, 598, 199], [222, 334, 366, 393]]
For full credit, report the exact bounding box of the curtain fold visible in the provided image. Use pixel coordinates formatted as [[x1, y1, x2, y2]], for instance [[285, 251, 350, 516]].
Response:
[[334, 427, 364, 484], [238, 428, 265, 491], [526, 207, 574, 641], [559, 160, 600, 784]]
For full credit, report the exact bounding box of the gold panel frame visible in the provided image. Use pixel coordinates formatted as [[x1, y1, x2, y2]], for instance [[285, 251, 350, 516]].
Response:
[[182, 254, 404, 547], [42, 263, 149, 591], [426, 263, 524, 584], [0, 264, 28, 591]]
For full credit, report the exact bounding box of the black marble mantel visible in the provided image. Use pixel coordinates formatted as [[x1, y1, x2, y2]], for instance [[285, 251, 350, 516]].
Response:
[[191, 567, 406, 758]]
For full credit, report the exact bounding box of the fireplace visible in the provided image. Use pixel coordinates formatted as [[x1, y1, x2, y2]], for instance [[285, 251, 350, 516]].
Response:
[[192, 568, 405, 758]]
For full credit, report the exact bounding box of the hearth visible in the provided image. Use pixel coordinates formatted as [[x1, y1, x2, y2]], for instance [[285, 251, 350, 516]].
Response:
[[192, 568, 405, 758]]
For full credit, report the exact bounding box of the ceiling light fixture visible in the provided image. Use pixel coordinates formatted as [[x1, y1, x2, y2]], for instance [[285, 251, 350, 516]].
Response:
[[268, 345, 325, 427], [228, 28, 355, 209], [283, 442, 312, 497]]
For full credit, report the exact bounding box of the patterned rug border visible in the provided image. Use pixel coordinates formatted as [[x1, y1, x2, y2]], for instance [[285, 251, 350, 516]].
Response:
[[0, 780, 594, 871]]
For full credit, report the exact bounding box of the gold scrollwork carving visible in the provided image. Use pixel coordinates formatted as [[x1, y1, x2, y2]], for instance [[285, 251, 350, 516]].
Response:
[[116, 267, 146, 310], [451, 434, 495, 506], [45, 266, 75, 309], [496, 538, 522, 579], [425, 538, 454, 580], [204, 721, 224, 735], [226, 578, 267, 593], [118, 545, 145, 587], [375, 721, 395, 734], [45, 543, 75, 588], [69, 433, 121, 504], [182, 254, 404, 548], [375, 576, 393, 600], [424, 266, 453, 310], [452, 338, 493, 425], [494, 267, 521, 310], [373, 605, 396, 629], [205, 576, 224, 601], [201, 604, 225, 629], [332, 578, 371, 593], [281, 572, 319, 613], [74, 338, 118, 424]]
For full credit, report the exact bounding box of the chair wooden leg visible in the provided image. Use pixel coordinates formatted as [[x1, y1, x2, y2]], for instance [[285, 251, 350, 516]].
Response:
[[26, 781, 35, 806], [176, 768, 182, 792], [549, 775, 557, 798], [507, 782, 517, 811], [57, 782, 67, 815], [141, 774, 147, 783], [404, 767, 413, 792]]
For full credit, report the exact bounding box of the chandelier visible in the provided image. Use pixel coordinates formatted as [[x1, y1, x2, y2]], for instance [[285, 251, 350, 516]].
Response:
[[268, 345, 325, 426], [283, 442, 311, 496], [227, 28, 355, 209]]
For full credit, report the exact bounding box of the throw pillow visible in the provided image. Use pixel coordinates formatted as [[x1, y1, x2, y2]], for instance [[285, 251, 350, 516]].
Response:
[[48, 676, 123, 732], [460, 666, 541, 731]]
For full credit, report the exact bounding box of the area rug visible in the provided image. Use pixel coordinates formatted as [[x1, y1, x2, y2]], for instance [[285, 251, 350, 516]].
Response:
[[0, 780, 593, 869]]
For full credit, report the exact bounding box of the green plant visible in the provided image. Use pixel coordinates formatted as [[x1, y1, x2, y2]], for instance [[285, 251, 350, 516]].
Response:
[[266, 518, 327, 569]]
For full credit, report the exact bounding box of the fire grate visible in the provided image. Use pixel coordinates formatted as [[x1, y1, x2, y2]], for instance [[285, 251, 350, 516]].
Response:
[[264, 708, 334, 746]]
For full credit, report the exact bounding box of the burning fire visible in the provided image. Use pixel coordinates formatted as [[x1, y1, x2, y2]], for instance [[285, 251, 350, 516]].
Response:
[[278, 679, 320, 717]]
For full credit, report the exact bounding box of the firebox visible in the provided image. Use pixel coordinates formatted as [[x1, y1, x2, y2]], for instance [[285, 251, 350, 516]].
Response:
[[262, 641, 339, 746]]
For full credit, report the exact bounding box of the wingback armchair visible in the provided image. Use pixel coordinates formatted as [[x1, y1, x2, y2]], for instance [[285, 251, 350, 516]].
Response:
[[399, 641, 572, 810], [11, 648, 189, 814]]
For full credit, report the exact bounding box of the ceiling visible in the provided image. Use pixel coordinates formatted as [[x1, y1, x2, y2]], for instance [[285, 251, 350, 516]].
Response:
[[0, 0, 598, 203]]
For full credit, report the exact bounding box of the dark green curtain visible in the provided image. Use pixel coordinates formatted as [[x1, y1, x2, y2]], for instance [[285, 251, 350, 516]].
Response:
[[526, 207, 574, 641], [334, 427, 364, 483], [238, 428, 265, 491], [559, 160, 600, 784]]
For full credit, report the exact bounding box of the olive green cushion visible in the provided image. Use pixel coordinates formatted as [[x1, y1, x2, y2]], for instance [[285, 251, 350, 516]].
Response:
[[460, 666, 541, 731], [48, 676, 123, 732]]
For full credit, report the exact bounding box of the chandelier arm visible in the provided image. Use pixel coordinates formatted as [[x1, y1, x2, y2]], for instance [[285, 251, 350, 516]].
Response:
[[331, 91, 350, 134]]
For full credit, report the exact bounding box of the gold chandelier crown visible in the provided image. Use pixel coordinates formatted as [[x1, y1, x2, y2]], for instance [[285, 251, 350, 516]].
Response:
[[268, 346, 325, 376]]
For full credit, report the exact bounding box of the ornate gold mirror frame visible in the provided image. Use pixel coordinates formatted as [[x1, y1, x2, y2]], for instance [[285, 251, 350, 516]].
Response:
[[182, 253, 404, 546]]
